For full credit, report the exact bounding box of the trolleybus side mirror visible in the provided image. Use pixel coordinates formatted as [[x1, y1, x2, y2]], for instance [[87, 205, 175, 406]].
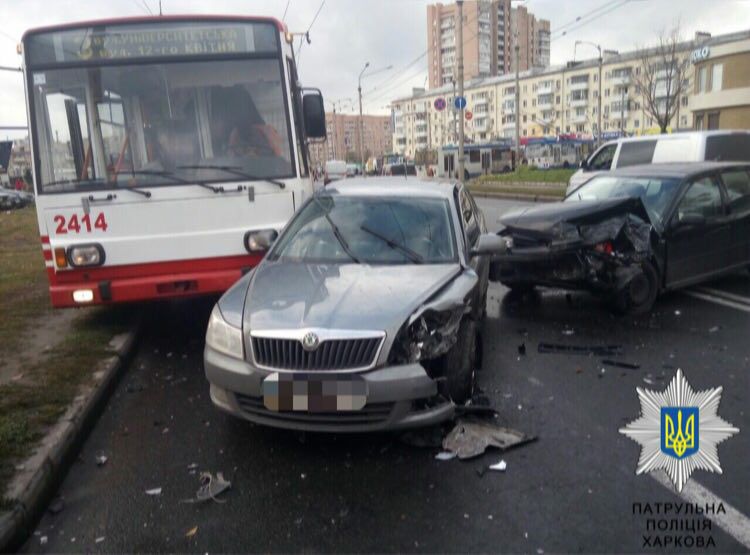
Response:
[[302, 90, 326, 139]]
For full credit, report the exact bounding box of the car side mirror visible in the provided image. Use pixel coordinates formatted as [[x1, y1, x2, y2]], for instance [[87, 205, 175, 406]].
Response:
[[470, 234, 509, 257], [302, 90, 326, 139], [673, 212, 706, 229]]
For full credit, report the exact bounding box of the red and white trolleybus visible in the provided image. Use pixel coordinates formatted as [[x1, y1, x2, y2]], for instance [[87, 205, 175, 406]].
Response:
[[21, 15, 326, 307]]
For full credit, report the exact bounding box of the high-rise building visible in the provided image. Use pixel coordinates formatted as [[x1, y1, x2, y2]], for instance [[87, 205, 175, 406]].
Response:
[[511, 5, 551, 72], [427, 1, 549, 89], [308, 113, 393, 165]]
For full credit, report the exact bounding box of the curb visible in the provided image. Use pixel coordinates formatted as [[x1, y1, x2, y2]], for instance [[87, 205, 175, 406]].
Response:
[[0, 325, 141, 552], [469, 190, 562, 203]]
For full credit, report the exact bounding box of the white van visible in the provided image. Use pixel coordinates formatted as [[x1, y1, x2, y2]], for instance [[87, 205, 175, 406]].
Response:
[[324, 160, 348, 183], [566, 130, 750, 195]]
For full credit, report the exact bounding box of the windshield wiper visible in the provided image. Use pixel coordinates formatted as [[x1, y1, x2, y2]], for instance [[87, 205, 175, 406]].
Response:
[[122, 169, 225, 193], [44, 177, 151, 198], [177, 165, 285, 189], [360, 225, 424, 264], [312, 196, 360, 264]]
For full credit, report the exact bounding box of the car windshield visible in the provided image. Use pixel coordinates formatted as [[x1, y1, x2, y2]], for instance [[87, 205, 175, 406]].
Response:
[[271, 195, 457, 264], [32, 58, 294, 192], [566, 174, 682, 225]]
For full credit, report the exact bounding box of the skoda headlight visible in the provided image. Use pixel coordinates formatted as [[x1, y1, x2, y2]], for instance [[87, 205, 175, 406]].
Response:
[[206, 305, 244, 359], [390, 307, 464, 364]]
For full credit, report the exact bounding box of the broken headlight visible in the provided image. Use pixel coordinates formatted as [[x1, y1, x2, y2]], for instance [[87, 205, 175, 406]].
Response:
[[389, 308, 464, 364]]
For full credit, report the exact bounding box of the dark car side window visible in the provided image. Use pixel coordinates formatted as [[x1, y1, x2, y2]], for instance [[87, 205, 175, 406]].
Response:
[[617, 140, 657, 168], [705, 135, 750, 161], [459, 188, 480, 246], [676, 176, 724, 220], [721, 169, 750, 213], [588, 143, 616, 171]]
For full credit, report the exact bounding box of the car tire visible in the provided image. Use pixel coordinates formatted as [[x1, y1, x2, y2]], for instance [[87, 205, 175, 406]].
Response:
[[614, 261, 659, 315], [440, 318, 478, 404]]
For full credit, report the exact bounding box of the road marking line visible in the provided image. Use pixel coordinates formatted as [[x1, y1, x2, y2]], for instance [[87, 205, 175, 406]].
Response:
[[651, 472, 750, 549], [694, 287, 750, 306], [684, 291, 750, 314]]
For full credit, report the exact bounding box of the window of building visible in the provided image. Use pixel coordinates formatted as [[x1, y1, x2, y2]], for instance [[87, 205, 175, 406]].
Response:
[[565, 126, 570, 132], [711, 63, 723, 92], [707, 112, 720, 130], [523, 115, 527, 122], [634, 119, 640, 128], [556, 95, 560, 104], [605, 89, 610, 97], [697, 66, 708, 93], [681, 96, 688, 107], [523, 100, 527, 107], [532, 99, 536, 106]]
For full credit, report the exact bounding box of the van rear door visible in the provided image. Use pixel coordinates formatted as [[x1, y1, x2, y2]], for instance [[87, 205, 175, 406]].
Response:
[[705, 133, 750, 162]]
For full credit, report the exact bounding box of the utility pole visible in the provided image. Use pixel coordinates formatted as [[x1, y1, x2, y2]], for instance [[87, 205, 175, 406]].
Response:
[[358, 62, 369, 172], [514, 34, 520, 171], [597, 51, 602, 146], [620, 84, 625, 135], [456, 0, 465, 182], [452, 78, 457, 144]]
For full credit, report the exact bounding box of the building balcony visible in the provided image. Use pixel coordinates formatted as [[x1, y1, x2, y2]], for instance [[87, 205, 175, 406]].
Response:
[[537, 82, 553, 95], [609, 110, 629, 121], [474, 119, 489, 131], [502, 102, 515, 113], [503, 89, 516, 98], [502, 120, 516, 130], [610, 74, 631, 86], [569, 97, 588, 108], [415, 127, 428, 137], [571, 113, 588, 124], [537, 99, 553, 110], [569, 80, 589, 91]]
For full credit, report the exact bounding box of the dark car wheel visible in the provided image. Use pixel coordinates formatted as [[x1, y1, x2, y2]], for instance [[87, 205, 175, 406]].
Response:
[[614, 261, 659, 315], [440, 318, 478, 404]]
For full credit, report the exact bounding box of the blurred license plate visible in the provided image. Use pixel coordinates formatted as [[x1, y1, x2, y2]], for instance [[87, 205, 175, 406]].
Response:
[[262, 373, 367, 412]]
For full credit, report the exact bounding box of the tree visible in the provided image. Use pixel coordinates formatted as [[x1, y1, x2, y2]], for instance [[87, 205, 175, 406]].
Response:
[[632, 26, 691, 133]]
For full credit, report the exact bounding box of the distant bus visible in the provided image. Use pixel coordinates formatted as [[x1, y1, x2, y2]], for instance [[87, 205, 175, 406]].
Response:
[[523, 136, 595, 169], [437, 142, 514, 180], [22, 15, 326, 307]]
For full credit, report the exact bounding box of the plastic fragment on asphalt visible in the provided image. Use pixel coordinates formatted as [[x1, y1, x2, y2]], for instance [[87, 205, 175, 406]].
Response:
[[674, 310, 681, 316], [182, 472, 232, 504], [95, 454, 108, 466], [561, 328, 575, 336], [435, 451, 456, 461], [187, 463, 199, 471], [40, 536, 48, 545], [95, 537, 105, 544], [489, 459, 507, 472], [537, 343, 622, 357], [185, 526, 198, 538], [442, 419, 536, 460], [145, 487, 162, 496], [709, 325, 720, 333], [601, 359, 640, 370]]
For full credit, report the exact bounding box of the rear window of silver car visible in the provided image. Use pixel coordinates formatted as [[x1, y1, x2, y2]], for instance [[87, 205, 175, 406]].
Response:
[[271, 196, 458, 264]]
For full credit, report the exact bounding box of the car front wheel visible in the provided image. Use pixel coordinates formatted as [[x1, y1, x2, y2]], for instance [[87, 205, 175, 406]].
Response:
[[439, 318, 478, 404], [614, 261, 659, 315]]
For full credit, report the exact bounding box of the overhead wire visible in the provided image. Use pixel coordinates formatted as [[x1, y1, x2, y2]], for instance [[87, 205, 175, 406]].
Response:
[[296, 0, 326, 62], [282, 0, 292, 22]]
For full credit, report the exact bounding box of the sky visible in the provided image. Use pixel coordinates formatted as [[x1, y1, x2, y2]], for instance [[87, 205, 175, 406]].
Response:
[[1, 0, 749, 140]]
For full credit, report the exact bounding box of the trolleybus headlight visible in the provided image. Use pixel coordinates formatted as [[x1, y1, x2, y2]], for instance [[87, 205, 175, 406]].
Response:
[[206, 305, 244, 360], [67, 244, 105, 267], [244, 229, 278, 253]]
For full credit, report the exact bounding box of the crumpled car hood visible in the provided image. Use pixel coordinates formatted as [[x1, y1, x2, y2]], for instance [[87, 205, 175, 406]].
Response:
[[243, 260, 462, 332], [499, 197, 653, 244]]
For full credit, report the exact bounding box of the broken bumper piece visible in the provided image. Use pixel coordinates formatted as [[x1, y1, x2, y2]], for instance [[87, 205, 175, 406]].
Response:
[[204, 345, 454, 432]]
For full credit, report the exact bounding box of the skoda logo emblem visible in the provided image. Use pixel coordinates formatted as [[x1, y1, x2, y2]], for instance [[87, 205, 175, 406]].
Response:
[[301, 332, 320, 351]]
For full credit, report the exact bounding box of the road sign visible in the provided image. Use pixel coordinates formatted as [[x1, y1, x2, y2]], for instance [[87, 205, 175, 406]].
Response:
[[465, 111, 473, 121], [434, 97, 446, 111], [454, 96, 466, 110]]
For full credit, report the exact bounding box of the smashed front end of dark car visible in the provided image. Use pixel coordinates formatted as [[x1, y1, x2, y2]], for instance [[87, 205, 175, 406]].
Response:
[[489, 197, 659, 313]]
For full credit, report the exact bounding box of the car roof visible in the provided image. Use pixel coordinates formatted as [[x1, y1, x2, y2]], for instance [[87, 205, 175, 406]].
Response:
[[611, 129, 750, 146], [608, 161, 750, 179], [321, 177, 457, 199]]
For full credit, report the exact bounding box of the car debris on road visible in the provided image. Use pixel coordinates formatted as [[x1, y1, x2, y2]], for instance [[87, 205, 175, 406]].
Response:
[[442, 418, 536, 460]]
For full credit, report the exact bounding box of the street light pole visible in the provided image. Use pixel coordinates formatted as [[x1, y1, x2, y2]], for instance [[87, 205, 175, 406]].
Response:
[[358, 62, 370, 172], [576, 40, 603, 146], [514, 35, 520, 171], [456, 0, 465, 182]]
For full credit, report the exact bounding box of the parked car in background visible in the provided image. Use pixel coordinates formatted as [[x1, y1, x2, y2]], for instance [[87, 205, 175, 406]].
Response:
[[567, 130, 750, 195], [324, 160, 348, 183], [204, 178, 508, 431], [346, 163, 361, 177], [383, 163, 417, 176], [0, 188, 28, 209], [492, 162, 750, 314]]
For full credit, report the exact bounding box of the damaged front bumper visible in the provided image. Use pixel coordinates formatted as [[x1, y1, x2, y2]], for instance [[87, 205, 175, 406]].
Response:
[[490, 212, 654, 296], [204, 345, 454, 432]]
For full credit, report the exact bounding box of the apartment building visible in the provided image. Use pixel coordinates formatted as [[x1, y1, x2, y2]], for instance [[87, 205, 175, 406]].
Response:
[[427, 1, 549, 89], [393, 29, 750, 158], [309, 113, 392, 164]]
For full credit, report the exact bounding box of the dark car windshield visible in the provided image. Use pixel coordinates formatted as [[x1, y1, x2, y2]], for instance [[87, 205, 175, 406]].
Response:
[[566, 175, 682, 225], [271, 195, 457, 264]]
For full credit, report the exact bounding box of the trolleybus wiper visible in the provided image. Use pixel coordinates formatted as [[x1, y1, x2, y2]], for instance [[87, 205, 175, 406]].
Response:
[[177, 165, 286, 189], [122, 169, 224, 194], [43, 177, 151, 198]]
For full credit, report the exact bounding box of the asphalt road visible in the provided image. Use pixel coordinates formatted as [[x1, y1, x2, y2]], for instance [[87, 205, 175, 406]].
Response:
[[24, 197, 750, 553]]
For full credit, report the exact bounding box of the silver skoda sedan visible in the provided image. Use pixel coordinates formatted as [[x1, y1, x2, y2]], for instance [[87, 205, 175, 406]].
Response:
[[204, 177, 507, 432]]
